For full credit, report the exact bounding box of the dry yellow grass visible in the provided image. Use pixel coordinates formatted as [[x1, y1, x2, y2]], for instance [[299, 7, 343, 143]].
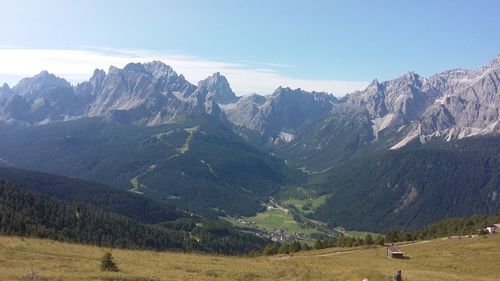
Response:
[[1, 235, 499, 281]]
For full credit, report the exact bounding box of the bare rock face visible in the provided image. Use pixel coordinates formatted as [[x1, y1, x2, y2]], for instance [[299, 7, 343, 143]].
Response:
[[389, 56, 500, 148], [84, 61, 200, 124], [0, 71, 86, 124], [308, 56, 500, 150], [196, 72, 238, 105], [0, 83, 12, 101], [0, 62, 228, 126], [343, 72, 439, 142], [0, 56, 499, 150], [220, 87, 337, 144], [12, 70, 71, 100]]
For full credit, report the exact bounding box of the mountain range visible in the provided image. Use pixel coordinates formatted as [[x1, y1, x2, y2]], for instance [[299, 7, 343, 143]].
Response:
[[2, 57, 499, 148], [0, 56, 499, 232]]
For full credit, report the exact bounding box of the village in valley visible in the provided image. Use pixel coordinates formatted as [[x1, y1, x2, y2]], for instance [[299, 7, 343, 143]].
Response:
[[232, 196, 338, 243], [231, 194, 500, 264]]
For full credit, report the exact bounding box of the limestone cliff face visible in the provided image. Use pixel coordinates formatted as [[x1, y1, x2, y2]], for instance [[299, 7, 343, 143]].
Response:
[[0, 61, 227, 126], [1, 57, 499, 149]]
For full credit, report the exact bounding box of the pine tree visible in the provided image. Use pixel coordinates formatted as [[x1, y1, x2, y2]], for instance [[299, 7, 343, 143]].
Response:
[[262, 244, 276, 255], [314, 239, 324, 249], [100, 251, 119, 272], [375, 235, 385, 246], [289, 241, 302, 253], [278, 243, 290, 254], [364, 234, 374, 245]]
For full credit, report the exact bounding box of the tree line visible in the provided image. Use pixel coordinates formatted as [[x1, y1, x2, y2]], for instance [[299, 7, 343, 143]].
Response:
[[385, 213, 500, 242]]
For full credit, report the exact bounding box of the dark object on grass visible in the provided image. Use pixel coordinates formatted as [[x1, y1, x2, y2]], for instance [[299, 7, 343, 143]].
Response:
[[100, 251, 119, 272], [392, 269, 402, 281]]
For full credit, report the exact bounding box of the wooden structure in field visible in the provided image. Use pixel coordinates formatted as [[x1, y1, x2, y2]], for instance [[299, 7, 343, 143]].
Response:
[[387, 246, 404, 259]]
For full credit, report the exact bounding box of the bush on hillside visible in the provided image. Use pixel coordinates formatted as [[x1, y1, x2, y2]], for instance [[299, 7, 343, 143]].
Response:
[[100, 251, 119, 272]]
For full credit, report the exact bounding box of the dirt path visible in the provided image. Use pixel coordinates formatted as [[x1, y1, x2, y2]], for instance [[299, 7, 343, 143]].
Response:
[[398, 240, 432, 247], [270, 240, 434, 260], [315, 249, 362, 257], [269, 249, 362, 260]]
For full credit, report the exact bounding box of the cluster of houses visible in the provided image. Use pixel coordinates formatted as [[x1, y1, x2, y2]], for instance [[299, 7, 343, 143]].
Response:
[[265, 229, 305, 243], [259, 229, 303, 242], [234, 218, 307, 242]]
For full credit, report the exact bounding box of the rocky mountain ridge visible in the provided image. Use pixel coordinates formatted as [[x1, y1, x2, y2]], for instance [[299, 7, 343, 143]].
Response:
[[0, 57, 499, 232], [0, 61, 230, 126], [274, 56, 500, 154], [1, 56, 499, 150]]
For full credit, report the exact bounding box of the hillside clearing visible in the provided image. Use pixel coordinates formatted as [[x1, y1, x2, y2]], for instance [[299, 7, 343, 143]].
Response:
[[178, 126, 198, 154], [278, 186, 329, 215]]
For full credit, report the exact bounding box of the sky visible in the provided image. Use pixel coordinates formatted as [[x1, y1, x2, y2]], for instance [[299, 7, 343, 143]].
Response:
[[1, 0, 499, 96]]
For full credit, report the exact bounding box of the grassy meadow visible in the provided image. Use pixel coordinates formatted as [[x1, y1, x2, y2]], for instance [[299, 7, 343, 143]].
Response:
[[1, 234, 500, 281], [244, 209, 319, 235]]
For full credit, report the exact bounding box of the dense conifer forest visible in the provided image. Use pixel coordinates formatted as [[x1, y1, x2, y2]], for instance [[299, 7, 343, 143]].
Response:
[[0, 178, 269, 254]]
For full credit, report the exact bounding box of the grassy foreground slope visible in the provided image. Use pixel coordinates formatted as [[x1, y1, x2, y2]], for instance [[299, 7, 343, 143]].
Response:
[[1, 235, 500, 281]]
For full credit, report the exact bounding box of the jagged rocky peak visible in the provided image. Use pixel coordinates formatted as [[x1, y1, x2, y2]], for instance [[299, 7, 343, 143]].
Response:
[[385, 71, 427, 92], [198, 72, 238, 104], [271, 86, 297, 96], [0, 83, 11, 94], [0, 56, 499, 149], [431, 56, 500, 92], [111, 61, 195, 95], [122, 62, 155, 76], [354, 70, 433, 111], [270, 86, 336, 103], [366, 79, 380, 88], [203, 72, 225, 85], [122, 62, 144, 72], [107, 65, 120, 74], [472, 55, 500, 79], [0, 83, 12, 101], [258, 87, 336, 136], [12, 70, 72, 99], [240, 93, 267, 105], [91, 68, 106, 78], [142, 61, 177, 78], [388, 56, 500, 149], [431, 68, 469, 83], [487, 55, 500, 68], [402, 71, 419, 80], [90, 68, 106, 86], [117, 61, 179, 80], [75, 68, 106, 96], [219, 85, 339, 144]]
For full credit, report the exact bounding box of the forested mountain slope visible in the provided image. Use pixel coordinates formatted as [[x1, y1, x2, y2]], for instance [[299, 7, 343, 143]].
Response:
[[0, 178, 269, 254]]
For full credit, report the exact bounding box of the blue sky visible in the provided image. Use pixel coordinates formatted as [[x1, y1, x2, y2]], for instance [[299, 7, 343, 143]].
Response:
[[1, 0, 499, 96]]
